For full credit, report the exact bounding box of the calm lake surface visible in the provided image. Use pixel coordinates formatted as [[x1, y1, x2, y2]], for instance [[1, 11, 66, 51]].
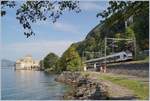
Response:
[[1, 68, 69, 100]]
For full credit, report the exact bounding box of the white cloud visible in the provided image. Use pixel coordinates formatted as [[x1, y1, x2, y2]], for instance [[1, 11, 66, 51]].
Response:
[[35, 21, 80, 34], [52, 22, 80, 34], [1, 40, 74, 60]]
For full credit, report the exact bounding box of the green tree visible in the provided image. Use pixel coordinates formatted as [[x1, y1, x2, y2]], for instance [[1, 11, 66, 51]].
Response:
[[43, 52, 59, 72], [54, 59, 64, 73], [114, 33, 124, 52], [39, 60, 44, 70], [97, 1, 149, 26], [125, 27, 135, 39], [60, 45, 83, 72], [133, 9, 149, 50]]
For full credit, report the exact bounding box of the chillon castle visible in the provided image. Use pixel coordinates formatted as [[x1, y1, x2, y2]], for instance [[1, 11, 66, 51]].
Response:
[[15, 55, 40, 70]]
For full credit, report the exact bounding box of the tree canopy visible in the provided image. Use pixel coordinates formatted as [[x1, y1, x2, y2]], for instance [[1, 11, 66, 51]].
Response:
[[59, 45, 83, 72], [43, 52, 59, 72], [97, 1, 149, 26]]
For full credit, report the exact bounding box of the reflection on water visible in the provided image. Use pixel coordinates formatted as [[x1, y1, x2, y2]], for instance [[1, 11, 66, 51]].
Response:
[[1, 68, 69, 100]]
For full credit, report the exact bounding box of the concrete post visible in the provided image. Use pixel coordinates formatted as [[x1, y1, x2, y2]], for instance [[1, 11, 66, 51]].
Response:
[[84, 64, 87, 71], [94, 63, 96, 71], [104, 37, 107, 72], [134, 37, 136, 59]]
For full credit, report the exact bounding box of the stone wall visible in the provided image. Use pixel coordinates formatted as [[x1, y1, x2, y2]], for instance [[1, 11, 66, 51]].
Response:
[[107, 62, 149, 77]]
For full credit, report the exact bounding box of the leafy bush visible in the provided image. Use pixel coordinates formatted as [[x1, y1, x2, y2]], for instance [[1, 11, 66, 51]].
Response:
[[43, 52, 59, 72], [59, 45, 83, 72]]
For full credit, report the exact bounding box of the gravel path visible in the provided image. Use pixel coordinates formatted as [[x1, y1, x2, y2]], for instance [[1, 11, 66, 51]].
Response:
[[100, 80, 136, 100], [87, 72, 149, 100]]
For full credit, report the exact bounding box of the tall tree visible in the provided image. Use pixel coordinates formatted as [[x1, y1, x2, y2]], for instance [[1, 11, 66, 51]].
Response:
[[43, 52, 59, 71], [59, 45, 83, 72]]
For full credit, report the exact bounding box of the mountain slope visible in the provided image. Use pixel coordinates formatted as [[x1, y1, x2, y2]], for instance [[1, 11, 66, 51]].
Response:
[[69, 1, 149, 60], [1, 59, 15, 67]]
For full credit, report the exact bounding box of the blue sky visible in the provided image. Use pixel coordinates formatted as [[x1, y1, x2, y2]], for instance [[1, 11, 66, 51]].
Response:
[[1, 1, 108, 61]]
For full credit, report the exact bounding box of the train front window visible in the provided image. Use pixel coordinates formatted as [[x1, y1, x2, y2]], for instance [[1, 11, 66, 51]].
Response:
[[117, 56, 120, 59], [123, 54, 127, 58]]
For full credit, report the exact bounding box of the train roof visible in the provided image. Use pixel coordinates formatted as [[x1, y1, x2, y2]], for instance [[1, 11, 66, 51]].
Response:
[[85, 51, 127, 63]]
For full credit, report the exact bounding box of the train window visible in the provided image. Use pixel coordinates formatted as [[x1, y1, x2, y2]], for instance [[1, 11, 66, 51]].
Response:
[[117, 56, 120, 59], [114, 56, 120, 59], [123, 54, 127, 58]]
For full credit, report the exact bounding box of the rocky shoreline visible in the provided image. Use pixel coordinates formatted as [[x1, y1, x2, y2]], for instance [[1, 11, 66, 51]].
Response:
[[55, 71, 109, 100]]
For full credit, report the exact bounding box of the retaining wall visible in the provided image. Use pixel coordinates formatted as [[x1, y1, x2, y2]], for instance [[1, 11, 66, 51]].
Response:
[[107, 62, 149, 77]]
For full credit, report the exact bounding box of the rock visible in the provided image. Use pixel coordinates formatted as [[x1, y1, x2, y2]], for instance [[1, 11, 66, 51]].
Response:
[[75, 91, 84, 97], [89, 84, 108, 100], [77, 78, 87, 87], [55, 71, 109, 100]]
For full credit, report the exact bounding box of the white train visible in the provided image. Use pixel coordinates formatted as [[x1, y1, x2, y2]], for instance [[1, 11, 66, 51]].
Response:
[[86, 51, 133, 64]]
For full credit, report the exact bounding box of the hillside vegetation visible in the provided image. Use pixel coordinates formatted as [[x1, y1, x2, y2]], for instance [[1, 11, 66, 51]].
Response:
[[71, 1, 149, 60], [42, 1, 149, 73]]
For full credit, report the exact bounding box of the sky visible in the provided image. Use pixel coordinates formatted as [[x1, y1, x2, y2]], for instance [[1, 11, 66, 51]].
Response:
[[1, 1, 109, 61]]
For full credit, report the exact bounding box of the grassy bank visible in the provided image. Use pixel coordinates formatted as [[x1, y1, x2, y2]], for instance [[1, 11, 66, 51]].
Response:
[[82, 72, 149, 100], [99, 75, 149, 100]]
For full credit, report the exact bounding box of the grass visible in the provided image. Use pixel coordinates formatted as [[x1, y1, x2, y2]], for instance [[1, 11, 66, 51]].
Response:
[[81, 72, 149, 100], [98, 74, 149, 100]]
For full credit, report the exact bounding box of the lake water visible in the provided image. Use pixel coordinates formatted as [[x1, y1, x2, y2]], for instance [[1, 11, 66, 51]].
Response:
[[1, 68, 69, 100]]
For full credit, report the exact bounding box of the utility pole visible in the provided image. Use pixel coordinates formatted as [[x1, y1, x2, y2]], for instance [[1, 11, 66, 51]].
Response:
[[82, 51, 84, 61], [134, 37, 136, 59], [104, 37, 107, 64]]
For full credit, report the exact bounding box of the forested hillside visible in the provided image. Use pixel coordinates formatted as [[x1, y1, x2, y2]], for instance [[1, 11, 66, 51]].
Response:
[[42, 1, 149, 73], [68, 1, 149, 60]]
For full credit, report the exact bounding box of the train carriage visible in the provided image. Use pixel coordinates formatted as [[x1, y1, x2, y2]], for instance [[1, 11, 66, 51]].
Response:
[[86, 51, 133, 64]]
